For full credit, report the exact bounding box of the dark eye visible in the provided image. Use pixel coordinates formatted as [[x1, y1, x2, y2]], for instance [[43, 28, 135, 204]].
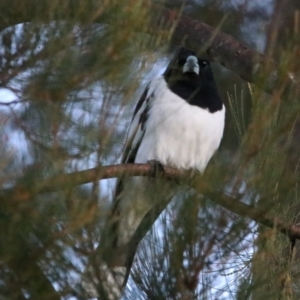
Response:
[[200, 61, 208, 68]]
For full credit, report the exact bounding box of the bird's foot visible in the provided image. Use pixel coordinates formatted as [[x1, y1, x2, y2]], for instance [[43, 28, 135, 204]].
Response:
[[147, 159, 165, 177]]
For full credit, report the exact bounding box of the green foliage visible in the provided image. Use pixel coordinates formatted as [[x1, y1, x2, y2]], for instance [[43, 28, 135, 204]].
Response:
[[0, 0, 300, 299]]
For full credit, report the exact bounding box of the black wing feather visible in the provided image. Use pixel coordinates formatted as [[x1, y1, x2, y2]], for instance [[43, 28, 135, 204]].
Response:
[[108, 84, 152, 247]]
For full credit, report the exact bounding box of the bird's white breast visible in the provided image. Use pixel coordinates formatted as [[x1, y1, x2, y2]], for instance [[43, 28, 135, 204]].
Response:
[[135, 76, 225, 172]]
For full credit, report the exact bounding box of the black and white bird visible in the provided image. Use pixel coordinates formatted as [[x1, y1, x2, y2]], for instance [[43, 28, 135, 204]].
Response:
[[83, 47, 225, 299]]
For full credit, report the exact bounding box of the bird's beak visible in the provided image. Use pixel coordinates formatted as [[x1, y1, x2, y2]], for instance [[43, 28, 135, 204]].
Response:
[[183, 55, 199, 74]]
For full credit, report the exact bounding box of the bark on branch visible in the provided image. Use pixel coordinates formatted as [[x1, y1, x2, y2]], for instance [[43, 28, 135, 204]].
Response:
[[148, 3, 277, 89], [0, 1, 284, 91], [4, 163, 300, 241]]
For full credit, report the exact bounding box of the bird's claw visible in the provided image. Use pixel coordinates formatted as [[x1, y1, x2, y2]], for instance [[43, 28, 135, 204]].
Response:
[[147, 160, 165, 177]]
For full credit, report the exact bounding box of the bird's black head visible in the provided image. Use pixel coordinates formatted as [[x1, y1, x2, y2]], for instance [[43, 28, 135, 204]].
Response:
[[164, 47, 222, 113], [165, 48, 213, 85]]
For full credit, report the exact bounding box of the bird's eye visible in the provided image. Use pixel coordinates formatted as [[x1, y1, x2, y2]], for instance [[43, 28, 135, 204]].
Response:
[[200, 61, 208, 68]]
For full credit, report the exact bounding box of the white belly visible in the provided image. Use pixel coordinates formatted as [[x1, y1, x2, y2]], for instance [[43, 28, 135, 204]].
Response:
[[135, 77, 225, 172]]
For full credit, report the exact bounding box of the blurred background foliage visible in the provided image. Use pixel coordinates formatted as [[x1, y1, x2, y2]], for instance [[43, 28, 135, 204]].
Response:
[[0, 0, 300, 299]]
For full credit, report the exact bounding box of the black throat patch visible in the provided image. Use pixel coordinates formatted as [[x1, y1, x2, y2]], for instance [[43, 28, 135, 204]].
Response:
[[164, 64, 223, 113]]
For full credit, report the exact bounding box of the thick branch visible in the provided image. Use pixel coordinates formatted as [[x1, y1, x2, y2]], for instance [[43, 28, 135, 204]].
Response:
[[148, 3, 277, 87], [0, 1, 281, 90], [4, 163, 300, 240]]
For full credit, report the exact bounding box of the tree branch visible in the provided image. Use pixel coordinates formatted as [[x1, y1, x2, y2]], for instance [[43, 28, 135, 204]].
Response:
[[148, 3, 277, 88], [0, 1, 284, 91], [4, 163, 300, 240]]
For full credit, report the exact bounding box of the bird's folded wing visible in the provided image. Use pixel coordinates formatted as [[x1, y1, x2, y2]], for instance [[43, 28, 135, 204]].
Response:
[[122, 84, 152, 164]]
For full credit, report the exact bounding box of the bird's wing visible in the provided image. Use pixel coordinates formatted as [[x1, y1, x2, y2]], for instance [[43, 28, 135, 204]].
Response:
[[122, 84, 153, 164], [112, 81, 154, 206], [81, 83, 156, 300]]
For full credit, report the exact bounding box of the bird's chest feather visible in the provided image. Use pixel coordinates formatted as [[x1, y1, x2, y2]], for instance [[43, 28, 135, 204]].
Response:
[[135, 80, 225, 172]]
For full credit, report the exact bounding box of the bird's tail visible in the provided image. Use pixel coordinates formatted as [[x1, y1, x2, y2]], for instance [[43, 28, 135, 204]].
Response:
[[81, 177, 171, 299]]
